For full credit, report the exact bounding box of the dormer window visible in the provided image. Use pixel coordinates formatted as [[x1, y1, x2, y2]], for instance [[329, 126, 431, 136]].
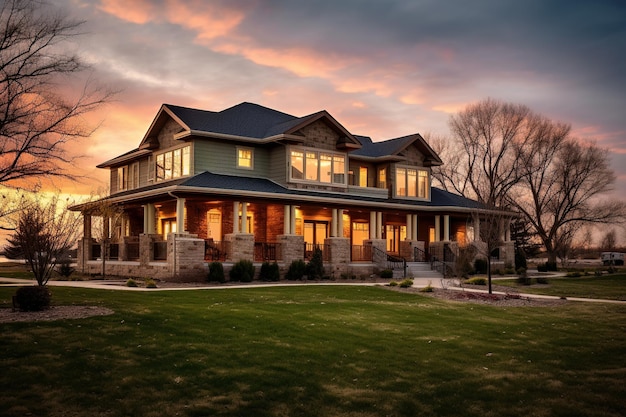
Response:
[[395, 166, 429, 199], [155, 145, 190, 182]]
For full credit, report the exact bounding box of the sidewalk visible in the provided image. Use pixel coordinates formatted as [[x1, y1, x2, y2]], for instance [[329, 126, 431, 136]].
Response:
[[1, 276, 624, 304]]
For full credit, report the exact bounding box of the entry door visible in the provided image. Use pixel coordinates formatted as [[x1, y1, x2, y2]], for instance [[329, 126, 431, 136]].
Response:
[[386, 225, 406, 253], [304, 221, 328, 245], [207, 210, 222, 240], [162, 219, 177, 237]]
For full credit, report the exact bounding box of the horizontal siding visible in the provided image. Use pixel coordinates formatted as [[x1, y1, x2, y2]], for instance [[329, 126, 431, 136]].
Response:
[[193, 139, 270, 178], [268, 146, 287, 185]]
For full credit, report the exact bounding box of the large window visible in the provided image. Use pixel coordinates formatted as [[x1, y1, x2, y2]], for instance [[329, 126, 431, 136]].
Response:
[[156, 146, 190, 181], [395, 166, 429, 199], [117, 162, 139, 191], [290, 147, 346, 185]]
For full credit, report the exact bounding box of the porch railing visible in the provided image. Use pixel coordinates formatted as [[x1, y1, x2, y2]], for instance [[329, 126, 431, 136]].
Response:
[[254, 242, 282, 262], [372, 246, 406, 277], [351, 245, 372, 261], [153, 241, 168, 261], [304, 243, 328, 262], [205, 240, 227, 262], [413, 247, 429, 262], [126, 242, 140, 261]]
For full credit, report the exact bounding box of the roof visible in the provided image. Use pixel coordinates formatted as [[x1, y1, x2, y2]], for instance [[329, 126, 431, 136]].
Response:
[[352, 133, 443, 166]]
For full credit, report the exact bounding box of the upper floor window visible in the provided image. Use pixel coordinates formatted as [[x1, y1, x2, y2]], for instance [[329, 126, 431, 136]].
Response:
[[395, 166, 429, 199], [378, 167, 387, 188], [117, 162, 139, 191], [237, 147, 253, 169], [290, 147, 346, 185], [156, 146, 190, 181]]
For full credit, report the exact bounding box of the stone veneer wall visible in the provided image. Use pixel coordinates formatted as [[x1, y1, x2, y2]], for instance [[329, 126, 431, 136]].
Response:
[[325, 237, 350, 277]]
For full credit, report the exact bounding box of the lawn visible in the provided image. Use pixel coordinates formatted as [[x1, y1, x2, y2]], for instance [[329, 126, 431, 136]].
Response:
[[1, 285, 625, 417], [495, 273, 626, 300]]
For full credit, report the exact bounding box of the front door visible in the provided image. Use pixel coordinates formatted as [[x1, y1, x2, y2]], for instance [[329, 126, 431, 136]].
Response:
[[304, 221, 328, 246], [386, 224, 406, 253]]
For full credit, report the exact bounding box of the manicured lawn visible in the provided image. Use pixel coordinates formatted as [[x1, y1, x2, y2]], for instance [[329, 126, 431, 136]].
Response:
[[496, 273, 626, 300], [1, 285, 625, 417]]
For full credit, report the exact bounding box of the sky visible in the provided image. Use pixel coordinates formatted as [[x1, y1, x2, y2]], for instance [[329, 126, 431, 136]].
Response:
[[24, 0, 626, 240]]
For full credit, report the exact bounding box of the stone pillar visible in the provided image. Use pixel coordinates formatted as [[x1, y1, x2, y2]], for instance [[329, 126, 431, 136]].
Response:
[[170, 233, 206, 282], [325, 237, 350, 276], [278, 234, 305, 265], [224, 233, 254, 262], [365, 238, 387, 264], [444, 214, 450, 242]]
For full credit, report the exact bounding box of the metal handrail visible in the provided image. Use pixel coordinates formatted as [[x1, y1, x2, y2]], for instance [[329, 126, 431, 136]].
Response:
[[372, 246, 406, 277]]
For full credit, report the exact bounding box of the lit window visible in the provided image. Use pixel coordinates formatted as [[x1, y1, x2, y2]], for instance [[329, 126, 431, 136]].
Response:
[[333, 155, 345, 183], [395, 165, 429, 199], [155, 146, 191, 182], [291, 150, 304, 179], [117, 162, 139, 191], [306, 152, 318, 181], [396, 167, 406, 196], [359, 166, 368, 187], [289, 147, 347, 185], [378, 167, 386, 188], [237, 147, 253, 169], [320, 153, 332, 183]]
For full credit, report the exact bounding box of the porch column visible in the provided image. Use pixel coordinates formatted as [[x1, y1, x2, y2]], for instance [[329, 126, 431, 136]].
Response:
[[331, 209, 338, 237], [290, 205, 296, 235], [176, 197, 186, 233], [412, 214, 418, 240], [284, 205, 291, 234], [369, 211, 376, 239], [103, 217, 110, 239], [233, 201, 240, 233], [443, 215, 450, 241], [83, 214, 92, 240], [241, 202, 248, 234], [143, 203, 156, 235], [434, 215, 440, 242], [337, 209, 344, 238], [505, 218, 511, 241], [474, 216, 481, 241], [406, 214, 412, 240], [376, 212, 383, 239]]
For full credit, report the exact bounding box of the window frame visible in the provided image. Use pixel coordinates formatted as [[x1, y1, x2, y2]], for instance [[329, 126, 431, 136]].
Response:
[[288, 146, 347, 186], [394, 165, 430, 200], [236, 146, 254, 170], [154, 145, 192, 182]]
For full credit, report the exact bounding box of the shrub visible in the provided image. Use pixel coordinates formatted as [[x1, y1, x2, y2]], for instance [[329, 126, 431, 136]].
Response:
[[399, 279, 414, 288], [545, 261, 558, 271], [388, 281, 398, 287], [306, 248, 324, 280], [230, 260, 255, 282], [208, 262, 225, 283], [419, 281, 434, 292], [56, 259, 74, 278], [380, 269, 393, 279], [566, 271, 582, 278], [466, 277, 487, 286], [515, 250, 527, 270], [286, 259, 306, 280], [14, 285, 51, 311], [473, 258, 488, 274], [259, 262, 280, 282], [536, 276, 549, 284], [126, 278, 138, 287]]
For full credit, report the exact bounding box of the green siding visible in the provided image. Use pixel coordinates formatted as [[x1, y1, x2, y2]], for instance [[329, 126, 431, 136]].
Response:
[[193, 139, 270, 177]]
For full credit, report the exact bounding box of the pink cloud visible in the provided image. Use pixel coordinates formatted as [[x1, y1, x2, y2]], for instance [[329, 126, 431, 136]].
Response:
[[98, 0, 157, 24]]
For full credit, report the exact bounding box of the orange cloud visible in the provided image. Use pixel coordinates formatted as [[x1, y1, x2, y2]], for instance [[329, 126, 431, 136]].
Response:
[[98, 0, 157, 24], [165, 0, 244, 41]]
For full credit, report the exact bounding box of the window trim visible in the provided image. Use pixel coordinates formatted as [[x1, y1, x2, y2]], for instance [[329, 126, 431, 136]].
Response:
[[117, 161, 139, 192], [154, 145, 191, 182], [394, 165, 430, 200], [288, 146, 347, 186]]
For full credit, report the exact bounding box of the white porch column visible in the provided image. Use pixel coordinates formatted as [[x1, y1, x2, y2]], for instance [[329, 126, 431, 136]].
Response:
[[120, 216, 127, 238], [331, 209, 338, 237], [290, 205, 296, 235], [241, 202, 248, 234], [406, 215, 411, 240], [176, 197, 186, 233], [474, 216, 481, 241], [147, 204, 156, 234], [443, 215, 450, 241], [376, 212, 383, 239], [412, 214, 418, 240], [233, 201, 240, 233], [337, 209, 344, 238], [434, 215, 440, 242], [369, 211, 376, 239], [284, 205, 291, 234]]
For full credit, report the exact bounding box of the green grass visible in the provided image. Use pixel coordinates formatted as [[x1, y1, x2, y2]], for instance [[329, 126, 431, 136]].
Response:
[[1, 285, 626, 416], [497, 273, 626, 300]]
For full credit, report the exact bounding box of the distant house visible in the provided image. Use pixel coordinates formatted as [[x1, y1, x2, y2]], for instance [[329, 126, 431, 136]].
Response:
[[72, 102, 514, 281]]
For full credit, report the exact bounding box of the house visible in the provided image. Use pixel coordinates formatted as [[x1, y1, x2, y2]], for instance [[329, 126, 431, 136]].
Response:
[[72, 102, 514, 281]]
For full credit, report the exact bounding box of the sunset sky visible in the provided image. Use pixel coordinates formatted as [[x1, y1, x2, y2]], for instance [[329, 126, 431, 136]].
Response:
[[51, 1, 625, 211]]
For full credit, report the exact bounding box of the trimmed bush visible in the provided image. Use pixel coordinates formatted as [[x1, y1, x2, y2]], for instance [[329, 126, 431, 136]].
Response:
[[286, 259, 306, 280], [306, 248, 324, 280], [126, 278, 138, 287], [399, 279, 414, 288], [473, 258, 488, 274], [14, 285, 51, 311], [145, 279, 157, 288], [208, 262, 226, 283], [259, 262, 280, 282], [388, 281, 398, 287], [466, 277, 487, 285], [380, 269, 393, 279], [230, 260, 255, 282], [420, 281, 434, 292]]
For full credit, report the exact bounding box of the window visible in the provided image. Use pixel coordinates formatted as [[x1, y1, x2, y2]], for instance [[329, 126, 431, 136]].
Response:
[[155, 146, 191, 182], [395, 166, 429, 199], [289, 147, 346, 185], [237, 147, 253, 169], [117, 162, 139, 191], [359, 166, 368, 187], [378, 167, 387, 188]]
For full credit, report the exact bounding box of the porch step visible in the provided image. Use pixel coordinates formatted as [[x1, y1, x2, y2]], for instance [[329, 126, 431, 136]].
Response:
[[405, 262, 443, 279]]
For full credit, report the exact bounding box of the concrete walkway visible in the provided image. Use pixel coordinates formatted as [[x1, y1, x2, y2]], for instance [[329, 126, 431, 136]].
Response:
[[1, 276, 624, 305]]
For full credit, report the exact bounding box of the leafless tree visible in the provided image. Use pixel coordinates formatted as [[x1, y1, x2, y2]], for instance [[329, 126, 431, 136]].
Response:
[[512, 137, 625, 265], [4, 195, 81, 285], [470, 209, 509, 294], [601, 230, 617, 251], [0, 0, 114, 190]]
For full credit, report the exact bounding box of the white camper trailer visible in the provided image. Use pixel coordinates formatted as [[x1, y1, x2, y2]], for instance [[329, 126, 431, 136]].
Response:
[[601, 252, 624, 266]]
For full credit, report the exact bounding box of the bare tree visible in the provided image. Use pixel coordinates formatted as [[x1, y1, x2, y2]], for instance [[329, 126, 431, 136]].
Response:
[[4, 195, 81, 285], [0, 0, 114, 190], [470, 209, 509, 294], [601, 230, 617, 251], [512, 137, 625, 265]]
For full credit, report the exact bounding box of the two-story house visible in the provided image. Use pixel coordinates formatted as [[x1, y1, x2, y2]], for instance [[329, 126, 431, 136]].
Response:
[[73, 102, 514, 281]]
